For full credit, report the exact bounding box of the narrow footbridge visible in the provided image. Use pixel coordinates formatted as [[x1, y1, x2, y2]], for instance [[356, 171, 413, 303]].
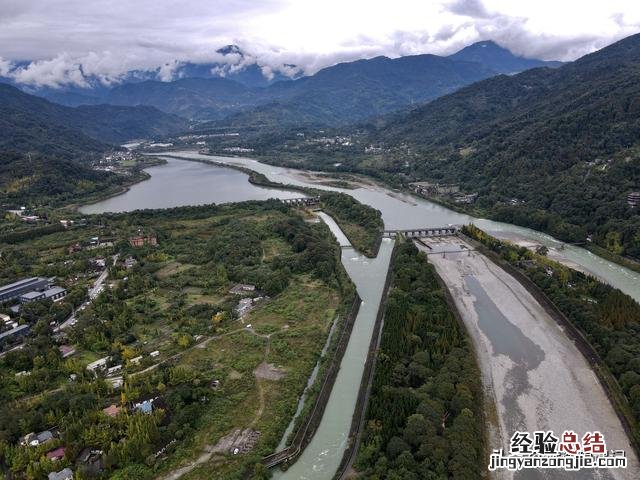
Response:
[[383, 226, 460, 238], [280, 197, 320, 207]]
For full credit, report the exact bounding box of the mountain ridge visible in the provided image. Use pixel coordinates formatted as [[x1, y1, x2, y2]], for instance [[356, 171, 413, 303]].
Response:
[[0, 83, 188, 156]]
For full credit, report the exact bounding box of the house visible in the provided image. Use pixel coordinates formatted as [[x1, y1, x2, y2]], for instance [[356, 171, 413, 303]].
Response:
[[48, 468, 73, 480], [22, 430, 53, 447], [150, 350, 160, 358], [86, 356, 110, 373], [46, 446, 66, 461], [107, 364, 122, 376], [58, 345, 76, 358], [229, 284, 256, 295], [20, 286, 67, 304], [129, 234, 158, 247], [107, 377, 123, 389], [0, 277, 50, 303], [136, 399, 155, 414], [0, 324, 30, 348], [76, 448, 103, 475], [102, 404, 122, 417], [129, 355, 143, 365], [90, 257, 106, 269], [628, 191, 640, 208], [0, 313, 10, 323], [124, 256, 137, 269]]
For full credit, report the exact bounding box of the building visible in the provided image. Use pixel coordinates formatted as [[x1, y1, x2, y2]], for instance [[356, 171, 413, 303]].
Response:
[[22, 430, 53, 447], [48, 468, 73, 480], [76, 448, 103, 475], [0, 277, 50, 303], [129, 234, 157, 247], [68, 243, 82, 254], [46, 446, 66, 461], [58, 345, 76, 358], [409, 182, 460, 197], [102, 404, 122, 417], [0, 313, 10, 323], [229, 284, 256, 295], [0, 324, 30, 348], [136, 399, 155, 414], [20, 286, 67, 304], [107, 364, 122, 376], [124, 256, 138, 269], [628, 191, 640, 207], [86, 356, 110, 373]]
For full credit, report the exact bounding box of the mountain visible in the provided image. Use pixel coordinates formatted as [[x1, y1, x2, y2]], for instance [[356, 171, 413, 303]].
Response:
[[214, 54, 499, 127], [0, 44, 299, 109], [106, 77, 264, 120], [0, 83, 188, 156], [368, 33, 640, 257], [448, 40, 562, 74], [0, 151, 130, 207], [5, 40, 559, 125]]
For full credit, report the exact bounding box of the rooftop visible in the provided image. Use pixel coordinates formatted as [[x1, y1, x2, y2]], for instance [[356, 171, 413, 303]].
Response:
[[0, 277, 47, 295], [0, 324, 29, 341]]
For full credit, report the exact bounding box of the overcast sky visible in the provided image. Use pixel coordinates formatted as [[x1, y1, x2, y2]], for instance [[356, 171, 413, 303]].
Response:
[[1, 0, 639, 88]]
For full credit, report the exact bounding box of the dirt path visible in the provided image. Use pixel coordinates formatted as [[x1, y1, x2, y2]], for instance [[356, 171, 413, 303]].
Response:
[[155, 329, 276, 479]]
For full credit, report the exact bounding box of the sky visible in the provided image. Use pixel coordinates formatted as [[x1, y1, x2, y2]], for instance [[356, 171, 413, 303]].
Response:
[[1, 0, 640, 88]]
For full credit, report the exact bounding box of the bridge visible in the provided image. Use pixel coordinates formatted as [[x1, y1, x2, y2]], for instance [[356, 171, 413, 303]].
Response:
[[383, 226, 460, 238], [280, 197, 320, 207]]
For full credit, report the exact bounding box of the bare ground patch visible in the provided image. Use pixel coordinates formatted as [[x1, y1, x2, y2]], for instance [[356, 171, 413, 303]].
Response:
[[253, 362, 286, 380]]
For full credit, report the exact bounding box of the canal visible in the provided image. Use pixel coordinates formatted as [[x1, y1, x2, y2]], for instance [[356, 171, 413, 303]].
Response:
[[81, 151, 640, 479]]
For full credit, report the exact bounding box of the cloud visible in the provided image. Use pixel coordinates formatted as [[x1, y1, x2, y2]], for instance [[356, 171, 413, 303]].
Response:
[[0, 0, 638, 89], [447, 0, 491, 19]]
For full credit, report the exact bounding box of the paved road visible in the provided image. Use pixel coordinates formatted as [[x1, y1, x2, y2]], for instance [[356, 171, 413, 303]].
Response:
[[56, 254, 119, 332]]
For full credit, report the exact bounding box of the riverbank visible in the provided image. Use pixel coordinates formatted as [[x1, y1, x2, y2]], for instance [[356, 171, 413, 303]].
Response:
[[262, 293, 361, 470], [352, 239, 487, 479], [422, 234, 638, 479], [158, 153, 384, 256], [219, 150, 640, 275], [333, 239, 396, 479], [463, 225, 640, 459], [68, 156, 167, 211]]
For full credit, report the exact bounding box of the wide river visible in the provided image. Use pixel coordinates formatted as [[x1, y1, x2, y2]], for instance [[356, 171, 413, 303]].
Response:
[[81, 151, 640, 478]]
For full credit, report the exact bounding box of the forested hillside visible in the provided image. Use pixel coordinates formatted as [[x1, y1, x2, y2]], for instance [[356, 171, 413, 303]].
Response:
[[360, 33, 640, 258], [107, 78, 264, 120], [216, 54, 497, 127], [0, 84, 188, 153]]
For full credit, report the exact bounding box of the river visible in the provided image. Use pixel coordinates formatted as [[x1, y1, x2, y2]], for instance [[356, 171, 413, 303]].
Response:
[[81, 151, 640, 478], [80, 157, 301, 214]]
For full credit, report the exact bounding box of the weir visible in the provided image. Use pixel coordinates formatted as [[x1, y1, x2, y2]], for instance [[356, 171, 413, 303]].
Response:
[[382, 226, 460, 238]]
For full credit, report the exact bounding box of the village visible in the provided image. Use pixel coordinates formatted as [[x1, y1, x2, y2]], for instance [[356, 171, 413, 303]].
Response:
[[0, 202, 335, 480]]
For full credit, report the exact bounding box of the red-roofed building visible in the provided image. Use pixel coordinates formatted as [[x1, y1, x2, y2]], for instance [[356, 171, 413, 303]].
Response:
[[102, 404, 122, 418], [46, 447, 66, 461], [58, 345, 76, 358]]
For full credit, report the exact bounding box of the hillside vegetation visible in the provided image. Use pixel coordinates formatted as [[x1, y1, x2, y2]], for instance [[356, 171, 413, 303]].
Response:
[[356, 240, 484, 479], [367, 33, 640, 257], [0, 84, 188, 155]]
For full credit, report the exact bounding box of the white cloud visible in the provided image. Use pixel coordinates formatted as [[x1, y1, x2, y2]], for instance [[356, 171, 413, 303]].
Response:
[[0, 0, 638, 88]]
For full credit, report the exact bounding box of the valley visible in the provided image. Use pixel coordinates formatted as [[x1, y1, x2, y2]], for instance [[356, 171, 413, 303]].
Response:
[[2, 18, 640, 480]]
